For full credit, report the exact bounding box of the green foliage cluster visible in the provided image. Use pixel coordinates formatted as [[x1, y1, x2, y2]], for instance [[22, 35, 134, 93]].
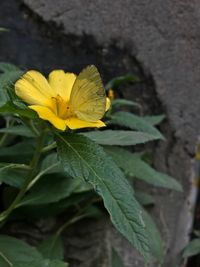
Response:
[[0, 63, 183, 266]]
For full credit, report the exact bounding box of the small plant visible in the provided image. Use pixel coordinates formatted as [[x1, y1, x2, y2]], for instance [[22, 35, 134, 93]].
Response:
[[0, 63, 182, 266]]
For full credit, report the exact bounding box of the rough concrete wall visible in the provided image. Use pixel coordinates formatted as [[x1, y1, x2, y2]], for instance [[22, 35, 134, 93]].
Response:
[[1, 0, 199, 266], [23, 0, 200, 153]]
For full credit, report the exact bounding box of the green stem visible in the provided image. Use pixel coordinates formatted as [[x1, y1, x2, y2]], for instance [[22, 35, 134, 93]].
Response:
[[41, 141, 56, 153], [0, 131, 46, 223]]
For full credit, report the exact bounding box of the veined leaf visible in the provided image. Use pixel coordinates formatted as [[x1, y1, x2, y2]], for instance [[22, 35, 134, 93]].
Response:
[[143, 115, 165, 126], [0, 235, 43, 266], [109, 111, 163, 139], [183, 238, 200, 258], [56, 133, 150, 260], [37, 236, 64, 260], [19, 174, 80, 206], [142, 208, 164, 263], [82, 130, 160, 146], [106, 147, 182, 191]]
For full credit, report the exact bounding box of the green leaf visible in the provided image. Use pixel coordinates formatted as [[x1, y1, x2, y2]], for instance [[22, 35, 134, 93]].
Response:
[[183, 238, 200, 258], [0, 235, 43, 266], [142, 208, 164, 263], [109, 111, 163, 139], [82, 130, 160, 146], [37, 236, 64, 260], [135, 191, 155, 206], [106, 147, 182, 191], [143, 115, 165, 126], [14, 192, 95, 219], [112, 248, 125, 267], [0, 27, 9, 32], [56, 133, 150, 261], [0, 125, 36, 137], [0, 70, 24, 90], [0, 62, 21, 72], [111, 99, 141, 109], [0, 102, 36, 119], [0, 163, 27, 187], [0, 141, 34, 163], [105, 74, 139, 90], [14, 259, 68, 267], [19, 174, 80, 206], [40, 153, 62, 174]]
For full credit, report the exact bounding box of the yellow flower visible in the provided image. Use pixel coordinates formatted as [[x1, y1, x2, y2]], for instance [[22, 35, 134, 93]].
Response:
[[15, 65, 110, 131]]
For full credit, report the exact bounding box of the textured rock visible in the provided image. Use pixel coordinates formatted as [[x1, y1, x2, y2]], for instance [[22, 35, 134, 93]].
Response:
[[0, 0, 199, 266]]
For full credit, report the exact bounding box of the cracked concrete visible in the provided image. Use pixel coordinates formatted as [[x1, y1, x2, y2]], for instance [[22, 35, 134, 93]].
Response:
[[0, 0, 199, 266]]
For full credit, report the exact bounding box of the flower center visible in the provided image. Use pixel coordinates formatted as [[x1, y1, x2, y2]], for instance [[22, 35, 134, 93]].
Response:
[[51, 95, 74, 119]]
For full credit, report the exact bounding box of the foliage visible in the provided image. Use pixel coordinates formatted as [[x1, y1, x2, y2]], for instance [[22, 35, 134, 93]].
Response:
[[0, 62, 182, 266]]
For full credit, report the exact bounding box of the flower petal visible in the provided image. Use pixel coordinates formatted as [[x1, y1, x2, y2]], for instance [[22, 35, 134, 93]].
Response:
[[15, 71, 55, 106], [65, 118, 106, 130], [29, 105, 66, 131], [48, 70, 76, 102]]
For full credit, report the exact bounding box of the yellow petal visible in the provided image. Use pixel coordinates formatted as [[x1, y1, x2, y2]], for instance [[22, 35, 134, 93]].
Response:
[[29, 105, 66, 131], [65, 118, 106, 130], [106, 97, 111, 111], [15, 70, 55, 106], [48, 70, 76, 102]]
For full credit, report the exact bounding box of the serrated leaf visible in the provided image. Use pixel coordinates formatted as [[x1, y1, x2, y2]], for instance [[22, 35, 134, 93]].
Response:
[[182, 238, 200, 258], [37, 236, 64, 260], [112, 248, 125, 267], [19, 174, 80, 206], [82, 130, 159, 146], [142, 208, 164, 263], [105, 74, 139, 90], [106, 147, 182, 191], [111, 99, 141, 109], [0, 235, 43, 266], [143, 115, 165, 126], [109, 111, 163, 139], [14, 259, 68, 267], [56, 133, 150, 261], [0, 125, 36, 137], [0, 102, 36, 119], [135, 191, 155, 206]]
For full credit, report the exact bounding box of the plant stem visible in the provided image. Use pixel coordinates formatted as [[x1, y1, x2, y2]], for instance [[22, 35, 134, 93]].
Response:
[[0, 131, 46, 223], [41, 141, 56, 153]]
